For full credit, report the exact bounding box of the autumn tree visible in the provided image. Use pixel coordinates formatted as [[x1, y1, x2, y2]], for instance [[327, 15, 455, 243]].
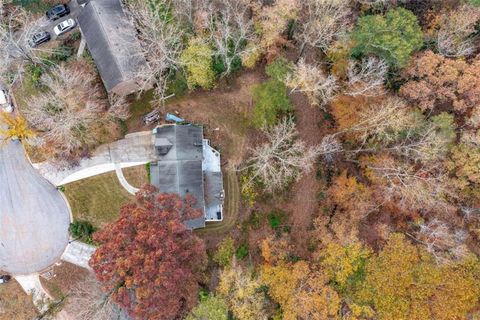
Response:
[[317, 241, 371, 293], [213, 237, 235, 267], [436, 5, 480, 58], [250, 0, 298, 61], [400, 51, 480, 114], [89, 186, 208, 320], [327, 172, 374, 243], [285, 59, 338, 108], [186, 294, 229, 320], [356, 233, 480, 320], [0, 113, 35, 142], [350, 8, 423, 68], [448, 143, 480, 199], [181, 37, 216, 89], [261, 239, 341, 320], [294, 0, 351, 55], [218, 259, 268, 320]]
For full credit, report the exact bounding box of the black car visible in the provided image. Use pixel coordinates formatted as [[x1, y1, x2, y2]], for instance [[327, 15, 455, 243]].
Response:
[[46, 4, 70, 21], [28, 31, 51, 47]]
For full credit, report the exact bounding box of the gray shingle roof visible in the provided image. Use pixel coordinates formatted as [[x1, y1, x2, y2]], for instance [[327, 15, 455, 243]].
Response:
[[77, 0, 147, 92], [151, 125, 206, 229]]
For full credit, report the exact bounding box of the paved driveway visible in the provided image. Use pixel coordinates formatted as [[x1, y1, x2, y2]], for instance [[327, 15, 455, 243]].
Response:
[[0, 139, 70, 275]]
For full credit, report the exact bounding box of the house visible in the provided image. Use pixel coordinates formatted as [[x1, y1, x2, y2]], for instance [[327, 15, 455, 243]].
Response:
[[77, 0, 149, 96], [150, 125, 224, 229]]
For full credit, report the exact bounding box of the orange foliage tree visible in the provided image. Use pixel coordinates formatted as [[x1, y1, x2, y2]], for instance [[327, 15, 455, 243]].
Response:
[[89, 186, 207, 320], [400, 51, 480, 114]]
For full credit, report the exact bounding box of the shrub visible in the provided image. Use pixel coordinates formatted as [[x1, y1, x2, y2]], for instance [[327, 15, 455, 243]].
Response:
[[69, 220, 96, 244], [265, 57, 293, 82], [166, 71, 188, 97], [213, 237, 235, 267], [235, 244, 249, 260], [251, 79, 292, 128], [26, 64, 43, 86], [351, 8, 423, 68]]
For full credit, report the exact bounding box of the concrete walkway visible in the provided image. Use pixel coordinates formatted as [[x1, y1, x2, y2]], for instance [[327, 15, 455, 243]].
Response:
[[15, 274, 52, 312], [61, 241, 96, 270], [35, 131, 155, 186], [115, 163, 139, 195]]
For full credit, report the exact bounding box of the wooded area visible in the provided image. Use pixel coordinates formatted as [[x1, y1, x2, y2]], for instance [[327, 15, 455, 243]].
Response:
[[2, 0, 480, 319]]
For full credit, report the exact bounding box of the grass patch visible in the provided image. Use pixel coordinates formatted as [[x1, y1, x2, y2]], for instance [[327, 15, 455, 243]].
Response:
[[63, 166, 147, 229], [126, 89, 155, 130]]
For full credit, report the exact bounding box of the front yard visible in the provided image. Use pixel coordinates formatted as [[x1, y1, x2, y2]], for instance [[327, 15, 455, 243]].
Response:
[[63, 165, 148, 229], [0, 278, 38, 319]]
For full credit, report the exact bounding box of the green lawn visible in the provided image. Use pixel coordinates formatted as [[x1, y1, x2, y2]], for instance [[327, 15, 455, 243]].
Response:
[[63, 166, 148, 229]]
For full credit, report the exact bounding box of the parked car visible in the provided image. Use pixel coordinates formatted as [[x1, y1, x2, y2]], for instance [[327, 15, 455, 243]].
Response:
[[46, 4, 70, 21], [0, 275, 11, 284], [0, 89, 13, 113], [53, 18, 76, 36], [28, 31, 51, 47]]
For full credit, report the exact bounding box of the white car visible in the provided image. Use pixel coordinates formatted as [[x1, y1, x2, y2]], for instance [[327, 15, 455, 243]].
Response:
[[0, 89, 13, 113], [53, 18, 76, 36]]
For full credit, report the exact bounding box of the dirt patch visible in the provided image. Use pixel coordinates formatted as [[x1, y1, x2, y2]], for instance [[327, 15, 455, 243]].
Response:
[[0, 278, 38, 320], [39, 262, 90, 301]]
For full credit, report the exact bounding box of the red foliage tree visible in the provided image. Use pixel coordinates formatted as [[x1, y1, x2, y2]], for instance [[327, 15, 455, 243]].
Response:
[[89, 185, 208, 320]]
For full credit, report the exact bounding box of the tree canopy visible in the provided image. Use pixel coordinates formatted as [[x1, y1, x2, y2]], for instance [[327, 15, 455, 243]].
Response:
[[89, 186, 207, 320]]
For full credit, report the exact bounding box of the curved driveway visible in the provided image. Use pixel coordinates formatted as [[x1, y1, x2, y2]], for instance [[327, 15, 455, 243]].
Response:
[[0, 139, 70, 275]]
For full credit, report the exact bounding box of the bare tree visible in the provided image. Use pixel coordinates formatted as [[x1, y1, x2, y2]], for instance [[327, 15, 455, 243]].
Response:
[[0, 5, 57, 86], [207, 0, 258, 76], [285, 59, 338, 108], [66, 274, 123, 320], [416, 219, 469, 262], [436, 5, 480, 58], [346, 57, 388, 97], [364, 155, 453, 212], [295, 0, 351, 56], [124, 0, 185, 102], [243, 118, 320, 192], [23, 62, 122, 161]]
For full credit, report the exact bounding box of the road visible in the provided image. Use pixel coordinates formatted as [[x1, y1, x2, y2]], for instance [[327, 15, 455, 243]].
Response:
[[35, 0, 82, 41], [0, 137, 70, 275]]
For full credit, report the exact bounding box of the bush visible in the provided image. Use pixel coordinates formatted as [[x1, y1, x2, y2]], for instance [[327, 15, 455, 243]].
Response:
[[49, 44, 74, 63], [213, 237, 235, 267], [69, 220, 96, 244], [166, 70, 188, 97], [235, 244, 249, 260], [26, 64, 43, 86], [251, 79, 292, 128], [265, 57, 293, 82], [351, 8, 423, 68]]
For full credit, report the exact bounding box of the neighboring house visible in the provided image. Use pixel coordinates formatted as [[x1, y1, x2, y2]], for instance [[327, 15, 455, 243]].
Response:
[[77, 0, 149, 96], [150, 125, 224, 229]]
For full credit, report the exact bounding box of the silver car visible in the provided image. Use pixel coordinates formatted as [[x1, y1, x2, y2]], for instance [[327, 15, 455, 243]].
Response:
[[53, 18, 76, 36]]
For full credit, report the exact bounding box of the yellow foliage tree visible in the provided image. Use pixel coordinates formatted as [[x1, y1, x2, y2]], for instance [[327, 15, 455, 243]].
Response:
[[180, 37, 215, 90], [0, 113, 35, 141], [217, 260, 268, 320], [356, 233, 480, 320], [261, 238, 341, 320], [318, 241, 371, 292]]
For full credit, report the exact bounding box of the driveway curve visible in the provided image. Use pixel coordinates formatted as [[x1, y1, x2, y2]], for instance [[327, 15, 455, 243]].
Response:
[[0, 140, 70, 275]]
